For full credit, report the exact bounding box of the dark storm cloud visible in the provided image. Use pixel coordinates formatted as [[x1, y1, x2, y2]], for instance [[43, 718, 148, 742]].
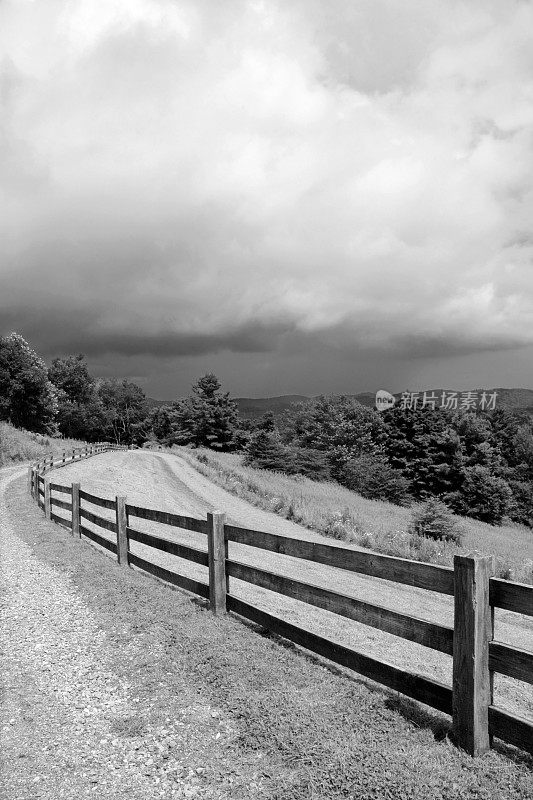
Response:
[[1, 0, 533, 385]]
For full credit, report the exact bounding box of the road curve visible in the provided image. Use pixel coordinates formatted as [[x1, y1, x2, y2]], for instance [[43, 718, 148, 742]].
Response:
[[46, 449, 533, 722]]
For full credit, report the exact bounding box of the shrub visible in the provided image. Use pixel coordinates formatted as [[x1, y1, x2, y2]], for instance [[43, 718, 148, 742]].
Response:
[[287, 446, 331, 481], [507, 480, 533, 527], [445, 466, 513, 525], [244, 430, 288, 471], [337, 454, 410, 506], [409, 498, 463, 544], [323, 508, 359, 542]]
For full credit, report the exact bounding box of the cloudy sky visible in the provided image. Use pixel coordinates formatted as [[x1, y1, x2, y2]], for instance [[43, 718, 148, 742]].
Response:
[[2, 0, 533, 398]]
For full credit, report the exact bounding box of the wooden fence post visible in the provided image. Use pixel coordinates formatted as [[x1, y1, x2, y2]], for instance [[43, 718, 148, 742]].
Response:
[[116, 496, 129, 567], [44, 479, 51, 520], [207, 512, 227, 614], [62, 451, 66, 465], [72, 483, 80, 537], [33, 470, 39, 501], [452, 554, 494, 756], [27, 467, 33, 495]]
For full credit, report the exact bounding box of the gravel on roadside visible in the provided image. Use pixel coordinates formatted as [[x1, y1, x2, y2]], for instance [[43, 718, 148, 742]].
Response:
[[0, 467, 260, 800]]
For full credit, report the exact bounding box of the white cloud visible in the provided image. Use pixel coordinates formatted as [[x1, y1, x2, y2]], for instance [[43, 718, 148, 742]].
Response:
[[1, 0, 532, 365]]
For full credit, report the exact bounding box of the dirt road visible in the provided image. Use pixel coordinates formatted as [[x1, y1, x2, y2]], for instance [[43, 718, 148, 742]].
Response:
[[49, 449, 532, 721]]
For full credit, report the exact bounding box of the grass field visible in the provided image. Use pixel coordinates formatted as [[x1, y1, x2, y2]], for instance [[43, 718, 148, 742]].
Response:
[[177, 447, 533, 585], [0, 422, 86, 467], [5, 473, 533, 799]]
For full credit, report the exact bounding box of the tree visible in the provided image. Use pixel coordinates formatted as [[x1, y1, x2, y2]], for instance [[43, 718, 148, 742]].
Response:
[[445, 466, 513, 524], [170, 374, 238, 450], [383, 407, 462, 497], [244, 429, 288, 471], [286, 396, 386, 479], [144, 405, 176, 445], [409, 498, 463, 543], [48, 354, 105, 440], [97, 379, 148, 444], [339, 454, 410, 505], [287, 446, 331, 480], [256, 411, 276, 433], [48, 354, 95, 405], [0, 333, 58, 433]]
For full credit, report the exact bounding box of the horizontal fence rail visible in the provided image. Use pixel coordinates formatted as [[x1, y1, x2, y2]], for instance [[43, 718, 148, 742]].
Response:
[[50, 483, 72, 495], [127, 527, 209, 566], [126, 504, 208, 534], [79, 489, 116, 511], [226, 559, 455, 655], [226, 524, 455, 595], [27, 445, 533, 759]]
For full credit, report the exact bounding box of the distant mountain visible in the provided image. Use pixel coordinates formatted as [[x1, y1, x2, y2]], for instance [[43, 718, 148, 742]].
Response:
[[146, 397, 172, 409], [146, 388, 533, 420], [234, 395, 309, 419], [146, 394, 309, 419]]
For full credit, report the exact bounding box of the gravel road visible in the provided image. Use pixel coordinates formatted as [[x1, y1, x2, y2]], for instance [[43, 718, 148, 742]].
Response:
[[47, 450, 533, 723], [0, 465, 238, 799]]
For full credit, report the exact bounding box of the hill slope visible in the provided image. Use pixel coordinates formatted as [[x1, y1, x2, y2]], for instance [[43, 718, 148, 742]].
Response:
[[0, 422, 84, 466]]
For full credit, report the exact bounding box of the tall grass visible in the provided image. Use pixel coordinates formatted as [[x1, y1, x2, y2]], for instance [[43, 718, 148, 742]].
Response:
[[0, 422, 85, 466], [178, 447, 533, 585]]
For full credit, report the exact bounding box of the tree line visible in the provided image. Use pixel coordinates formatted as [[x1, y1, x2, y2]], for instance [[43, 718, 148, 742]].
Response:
[[2, 332, 533, 527]]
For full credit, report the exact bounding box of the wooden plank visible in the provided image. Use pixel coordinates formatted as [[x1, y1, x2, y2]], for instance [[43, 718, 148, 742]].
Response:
[[44, 479, 51, 520], [490, 578, 533, 617], [49, 483, 72, 495], [50, 512, 72, 530], [79, 489, 116, 511], [79, 524, 118, 554], [489, 706, 533, 755], [126, 504, 207, 533], [128, 553, 209, 599], [72, 483, 80, 538], [38, 475, 44, 485], [452, 554, 493, 756], [489, 642, 533, 685], [207, 512, 227, 615], [227, 596, 453, 715], [79, 507, 117, 533], [116, 496, 129, 567], [50, 497, 73, 512], [226, 560, 453, 654], [226, 524, 455, 595], [127, 528, 208, 566]]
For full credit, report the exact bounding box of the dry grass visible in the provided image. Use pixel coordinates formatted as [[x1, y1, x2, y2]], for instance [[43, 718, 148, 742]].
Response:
[[0, 422, 85, 467], [178, 448, 533, 585]]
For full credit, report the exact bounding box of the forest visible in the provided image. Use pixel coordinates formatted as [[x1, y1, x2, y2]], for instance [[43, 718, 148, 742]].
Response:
[[2, 331, 533, 528]]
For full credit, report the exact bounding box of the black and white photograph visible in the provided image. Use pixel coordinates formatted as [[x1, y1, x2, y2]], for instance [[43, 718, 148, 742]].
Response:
[[1, 1, 532, 797]]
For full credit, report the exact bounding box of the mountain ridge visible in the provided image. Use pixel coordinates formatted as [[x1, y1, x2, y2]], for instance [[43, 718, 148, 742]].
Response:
[[147, 387, 533, 419]]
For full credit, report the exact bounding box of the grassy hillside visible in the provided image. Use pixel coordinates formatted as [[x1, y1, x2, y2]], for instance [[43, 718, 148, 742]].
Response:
[[0, 422, 85, 467], [177, 447, 533, 585]]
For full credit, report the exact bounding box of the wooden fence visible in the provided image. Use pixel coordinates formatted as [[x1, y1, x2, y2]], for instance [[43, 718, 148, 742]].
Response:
[[28, 447, 533, 759]]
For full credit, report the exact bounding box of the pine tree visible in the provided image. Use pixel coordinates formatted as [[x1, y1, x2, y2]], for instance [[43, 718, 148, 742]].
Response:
[[171, 374, 238, 450], [244, 429, 288, 470]]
